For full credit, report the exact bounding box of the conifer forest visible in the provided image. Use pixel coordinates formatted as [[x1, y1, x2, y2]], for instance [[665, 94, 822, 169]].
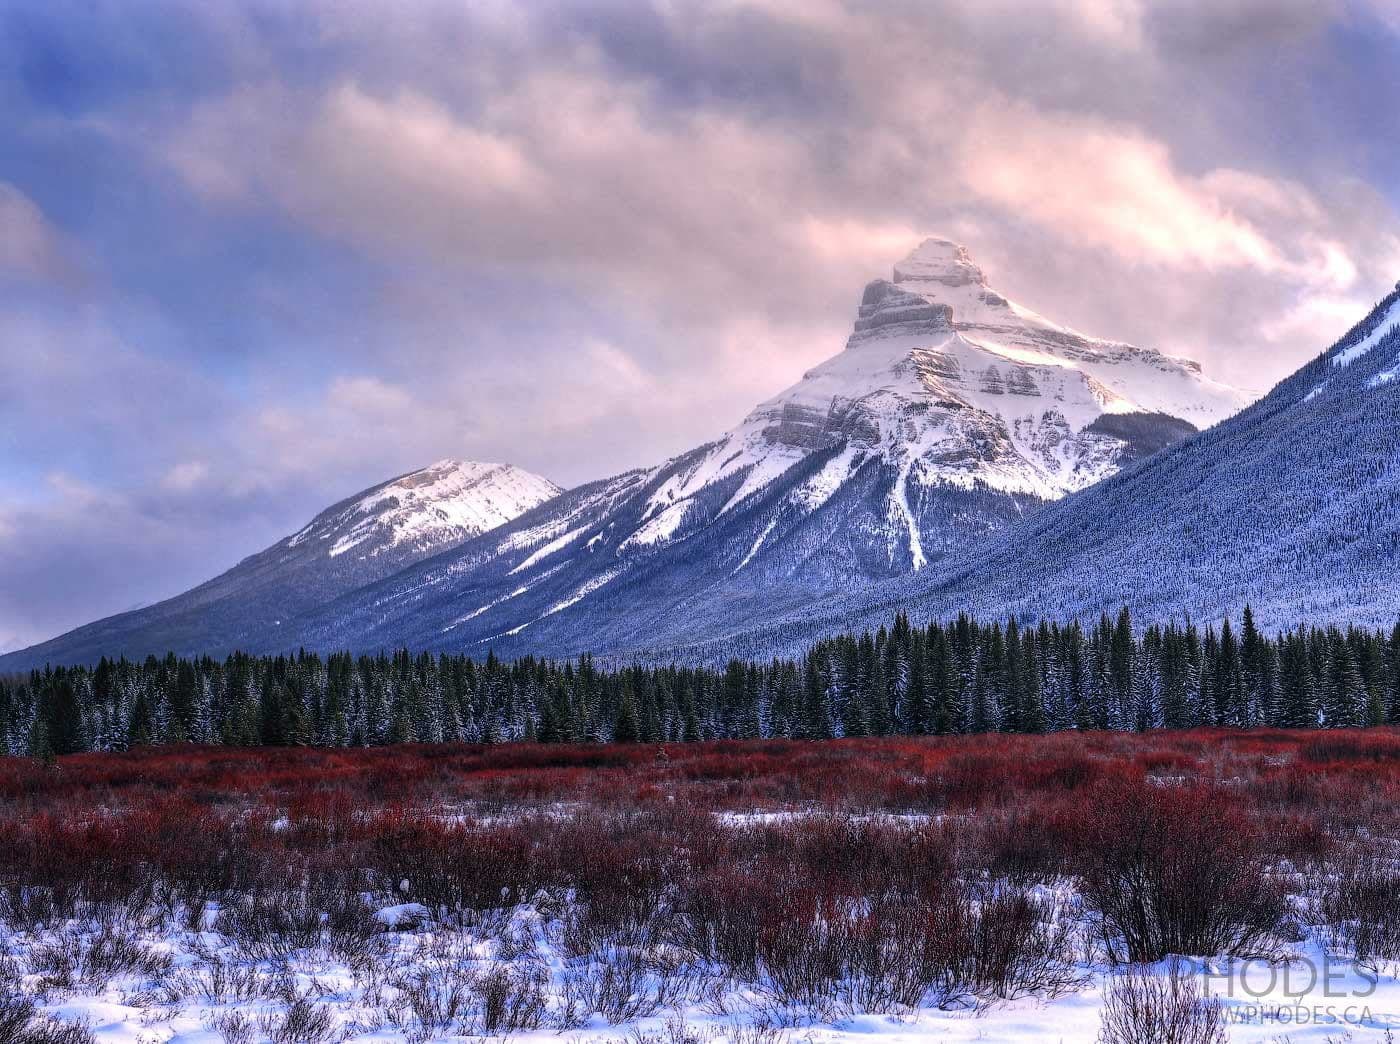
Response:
[[7, 607, 1400, 758]]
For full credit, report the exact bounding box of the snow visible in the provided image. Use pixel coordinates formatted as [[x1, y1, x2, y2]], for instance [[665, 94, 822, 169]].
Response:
[[493, 474, 644, 561], [732, 517, 780, 574], [1334, 297, 1400, 368], [704, 240, 1242, 502], [621, 437, 801, 555], [793, 444, 865, 510], [301, 237, 1265, 653], [589, 238, 1251, 563], [373, 902, 430, 927], [720, 445, 807, 514], [1369, 361, 1400, 388], [892, 466, 926, 570], [469, 569, 623, 642], [298, 460, 560, 560], [19, 896, 1400, 1043], [889, 238, 1250, 425], [440, 584, 534, 633], [620, 499, 694, 551], [508, 524, 588, 574], [543, 569, 620, 616]]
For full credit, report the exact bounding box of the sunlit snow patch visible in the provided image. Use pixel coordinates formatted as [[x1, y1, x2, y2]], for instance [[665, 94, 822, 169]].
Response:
[[1334, 298, 1400, 368]]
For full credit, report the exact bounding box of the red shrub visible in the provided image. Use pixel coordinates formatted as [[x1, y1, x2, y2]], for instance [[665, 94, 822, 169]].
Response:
[[357, 811, 541, 916], [1, 725, 1395, 988], [1071, 778, 1293, 963]]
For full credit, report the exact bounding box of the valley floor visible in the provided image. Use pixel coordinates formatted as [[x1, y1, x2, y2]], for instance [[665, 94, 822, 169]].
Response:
[[5, 733, 1400, 1042]]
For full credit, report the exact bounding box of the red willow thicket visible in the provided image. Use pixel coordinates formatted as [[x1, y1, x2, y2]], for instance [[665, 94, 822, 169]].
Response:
[[3, 729, 1400, 997]]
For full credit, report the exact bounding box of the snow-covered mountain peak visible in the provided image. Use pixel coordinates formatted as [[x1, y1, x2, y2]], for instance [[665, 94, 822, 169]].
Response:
[[580, 241, 1261, 594], [0, 458, 564, 666], [632, 238, 1257, 536], [849, 238, 1250, 427], [891, 237, 987, 289], [240, 241, 1257, 659], [0, 241, 1265, 668], [288, 459, 561, 561]]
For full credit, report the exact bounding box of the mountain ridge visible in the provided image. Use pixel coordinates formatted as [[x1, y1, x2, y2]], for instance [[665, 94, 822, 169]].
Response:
[[0, 460, 560, 669], [2, 238, 1252, 669], [661, 283, 1400, 662], [174, 238, 1246, 664]]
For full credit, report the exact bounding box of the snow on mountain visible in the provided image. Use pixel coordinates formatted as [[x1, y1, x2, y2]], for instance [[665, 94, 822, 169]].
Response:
[[0, 460, 560, 668], [700, 284, 1400, 659], [287, 460, 561, 561], [240, 239, 1249, 661], [1332, 293, 1400, 368], [891, 240, 1246, 422], [612, 238, 1248, 557], [2, 239, 1253, 668]]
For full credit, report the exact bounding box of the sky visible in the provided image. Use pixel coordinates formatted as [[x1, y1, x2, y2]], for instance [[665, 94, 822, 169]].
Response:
[[2, 0, 1400, 653]]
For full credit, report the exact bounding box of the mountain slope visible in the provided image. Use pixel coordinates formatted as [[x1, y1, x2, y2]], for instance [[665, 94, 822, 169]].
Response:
[[696, 284, 1400, 658], [0, 461, 559, 668], [246, 240, 1248, 660], [4, 239, 1252, 668], [282, 460, 560, 563]]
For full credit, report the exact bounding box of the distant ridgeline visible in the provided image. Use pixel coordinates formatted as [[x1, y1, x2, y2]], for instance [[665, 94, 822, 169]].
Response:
[[4, 608, 1400, 757]]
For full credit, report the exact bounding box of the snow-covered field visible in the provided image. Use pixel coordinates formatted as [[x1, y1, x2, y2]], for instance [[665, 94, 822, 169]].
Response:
[[8, 880, 1400, 1042], [8, 734, 1400, 1043]]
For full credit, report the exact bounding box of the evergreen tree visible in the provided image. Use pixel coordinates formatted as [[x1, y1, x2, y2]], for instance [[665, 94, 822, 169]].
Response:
[[1279, 630, 1318, 729], [44, 679, 84, 756], [1388, 623, 1400, 724], [1215, 619, 1244, 727], [27, 606, 1400, 759], [613, 678, 641, 744], [1327, 635, 1366, 728]]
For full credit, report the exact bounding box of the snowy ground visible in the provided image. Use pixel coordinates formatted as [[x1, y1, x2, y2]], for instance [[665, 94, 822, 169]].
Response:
[[10, 900, 1400, 1043]]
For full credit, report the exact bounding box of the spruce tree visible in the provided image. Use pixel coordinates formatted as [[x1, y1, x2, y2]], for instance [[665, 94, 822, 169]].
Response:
[[1215, 619, 1244, 727], [43, 680, 84, 756], [1327, 635, 1366, 728], [1279, 630, 1318, 729], [613, 678, 641, 744], [1388, 623, 1400, 724]]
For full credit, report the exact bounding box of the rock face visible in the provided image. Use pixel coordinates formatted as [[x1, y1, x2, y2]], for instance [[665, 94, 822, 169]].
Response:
[[1, 461, 559, 667], [657, 237, 1248, 519], [2, 238, 1252, 668], [704, 285, 1400, 658]]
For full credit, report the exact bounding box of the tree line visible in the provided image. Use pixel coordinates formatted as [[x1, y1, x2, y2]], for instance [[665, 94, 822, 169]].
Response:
[[4, 607, 1400, 757]]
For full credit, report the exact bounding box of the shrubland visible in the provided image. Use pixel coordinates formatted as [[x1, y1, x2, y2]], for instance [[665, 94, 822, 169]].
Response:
[[2, 730, 1399, 1039]]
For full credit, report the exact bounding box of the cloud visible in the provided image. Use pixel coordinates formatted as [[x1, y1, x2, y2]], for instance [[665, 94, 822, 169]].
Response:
[[0, 183, 80, 285], [325, 374, 414, 415], [160, 74, 827, 332], [955, 105, 1287, 272], [4, 0, 1400, 648], [151, 13, 1400, 396], [0, 307, 221, 482], [967, 0, 1148, 49], [1365, 2, 1400, 32], [161, 461, 209, 492], [0, 472, 274, 650]]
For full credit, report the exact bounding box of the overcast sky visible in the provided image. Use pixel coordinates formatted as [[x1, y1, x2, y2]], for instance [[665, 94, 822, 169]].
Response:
[[3, 0, 1400, 652]]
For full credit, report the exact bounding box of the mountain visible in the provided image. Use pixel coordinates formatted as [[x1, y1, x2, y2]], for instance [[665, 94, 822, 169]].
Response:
[[698, 283, 1400, 657], [280, 460, 559, 564], [3, 239, 1254, 669], [0, 461, 559, 668], [226, 239, 1247, 661]]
